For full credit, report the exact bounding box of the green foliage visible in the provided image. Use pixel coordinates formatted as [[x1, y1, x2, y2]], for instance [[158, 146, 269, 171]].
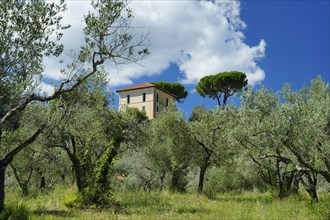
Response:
[[0, 0, 149, 212], [3, 185, 330, 219], [0, 0, 66, 97], [46, 82, 149, 207], [170, 167, 189, 193], [0, 203, 30, 220], [204, 166, 253, 199], [196, 71, 247, 106], [113, 154, 152, 191], [80, 140, 117, 207], [147, 104, 193, 191], [83, 0, 149, 65], [189, 105, 237, 193], [112, 104, 192, 192], [235, 76, 330, 200], [151, 82, 188, 102]]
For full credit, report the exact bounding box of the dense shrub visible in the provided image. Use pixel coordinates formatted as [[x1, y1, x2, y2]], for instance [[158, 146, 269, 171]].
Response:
[[204, 166, 253, 199], [0, 203, 30, 220]]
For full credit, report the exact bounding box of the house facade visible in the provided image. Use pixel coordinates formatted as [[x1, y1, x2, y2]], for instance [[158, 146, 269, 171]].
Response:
[[116, 82, 176, 119]]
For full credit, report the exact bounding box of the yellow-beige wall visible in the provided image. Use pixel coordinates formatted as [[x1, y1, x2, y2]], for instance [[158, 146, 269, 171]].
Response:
[[118, 87, 176, 119], [154, 88, 176, 117], [118, 87, 155, 119]]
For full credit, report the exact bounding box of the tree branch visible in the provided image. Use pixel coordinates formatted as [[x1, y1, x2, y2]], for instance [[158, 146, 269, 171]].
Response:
[[0, 68, 98, 126], [1, 124, 46, 166]]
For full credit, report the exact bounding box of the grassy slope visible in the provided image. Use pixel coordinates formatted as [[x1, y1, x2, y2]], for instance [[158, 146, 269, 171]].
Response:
[[4, 187, 330, 219]]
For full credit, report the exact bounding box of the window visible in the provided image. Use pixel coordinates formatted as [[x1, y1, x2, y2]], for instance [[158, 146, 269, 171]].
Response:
[[156, 106, 159, 112], [142, 106, 146, 112], [127, 95, 130, 104], [156, 93, 159, 102], [166, 98, 169, 106], [142, 93, 146, 102]]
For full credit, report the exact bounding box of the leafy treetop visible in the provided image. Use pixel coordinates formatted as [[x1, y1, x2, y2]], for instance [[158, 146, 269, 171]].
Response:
[[151, 82, 188, 103], [196, 71, 248, 107]]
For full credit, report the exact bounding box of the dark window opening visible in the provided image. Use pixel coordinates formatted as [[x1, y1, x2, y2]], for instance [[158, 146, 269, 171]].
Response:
[[156, 93, 159, 102], [166, 98, 169, 106], [127, 95, 130, 104], [142, 93, 146, 102]]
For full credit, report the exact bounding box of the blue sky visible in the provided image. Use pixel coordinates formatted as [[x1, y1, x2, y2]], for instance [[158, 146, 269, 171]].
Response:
[[43, 0, 329, 116], [241, 0, 329, 91], [114, 0, 329, 115]]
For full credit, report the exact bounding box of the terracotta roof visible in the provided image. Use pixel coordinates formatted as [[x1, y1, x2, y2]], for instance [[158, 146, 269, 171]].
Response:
[[116, 82, 155, 92]]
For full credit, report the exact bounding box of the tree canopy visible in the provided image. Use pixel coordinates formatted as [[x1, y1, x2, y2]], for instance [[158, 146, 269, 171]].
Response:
[[151, 82, 188, 102], [0, 0, 149, 212], [196, 71, 248, 107]]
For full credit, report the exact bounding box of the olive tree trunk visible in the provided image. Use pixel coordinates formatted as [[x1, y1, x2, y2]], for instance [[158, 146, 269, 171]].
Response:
[[0, 164, 5, 212]]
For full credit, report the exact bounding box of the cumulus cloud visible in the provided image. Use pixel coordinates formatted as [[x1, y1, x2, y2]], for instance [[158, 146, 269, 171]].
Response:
[[43, 0, 266, 87], [38, 82, 55, 96]]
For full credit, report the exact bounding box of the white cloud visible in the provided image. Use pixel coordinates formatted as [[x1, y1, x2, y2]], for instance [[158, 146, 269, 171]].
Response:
[[38, 82, 55, 96], [43, 1, 90, 81], [26, 80, 55, 97], [43, 0, 266, 87]]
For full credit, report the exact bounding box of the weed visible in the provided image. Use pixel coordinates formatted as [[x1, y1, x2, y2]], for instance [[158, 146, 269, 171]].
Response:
[[0, 203, 30, 220], [3, 186, 330, 219]]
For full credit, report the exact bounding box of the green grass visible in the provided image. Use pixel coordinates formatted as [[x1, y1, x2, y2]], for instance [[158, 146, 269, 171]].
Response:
[[3, 186, 330, 219]]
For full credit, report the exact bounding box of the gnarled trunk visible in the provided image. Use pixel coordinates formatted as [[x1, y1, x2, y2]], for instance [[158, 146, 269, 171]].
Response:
[[198, 164, 208, 194], [196, 141, 212, 194], [0, 164, 5, 212], [69, 154, 83, 192], [198, 155, 210, 194], [38, 170, 46, 190], [301, 172, 318, 202], [160, 172, 165, 191], [0, 126, 45, 212], [10, 164, 33, 196]]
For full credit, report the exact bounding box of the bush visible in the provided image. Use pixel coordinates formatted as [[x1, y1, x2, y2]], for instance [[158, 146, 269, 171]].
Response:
[[64, 189, 113, 209], [0, 203, 30, 220], [204, 166, 253, 199]]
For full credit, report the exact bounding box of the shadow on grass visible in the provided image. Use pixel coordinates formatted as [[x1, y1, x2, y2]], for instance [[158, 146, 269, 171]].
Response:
[[32, 209, 75, 218], [214, 194, 275, 204]]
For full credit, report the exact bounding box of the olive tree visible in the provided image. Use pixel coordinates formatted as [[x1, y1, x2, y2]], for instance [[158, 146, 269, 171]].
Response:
[[146, 104, 194, 192], [189, 106, 235, 194], [0, 0, 148, 211], [234, 76, 330, 201], [41, 75, 148, 205]]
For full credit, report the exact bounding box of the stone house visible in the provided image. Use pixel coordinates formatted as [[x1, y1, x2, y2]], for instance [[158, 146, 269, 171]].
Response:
[[116, 82, 177, 119]]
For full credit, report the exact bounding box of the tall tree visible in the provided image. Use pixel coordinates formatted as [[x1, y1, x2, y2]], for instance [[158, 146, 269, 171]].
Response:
[[147, 104, 193, 192], [234, 76, 330, 201], [42, 75, 148, 205], [196, 71, 247, 107], [189, 106, 235, 194], [0, 0, 148, 211], [151, 82, 188, 102]]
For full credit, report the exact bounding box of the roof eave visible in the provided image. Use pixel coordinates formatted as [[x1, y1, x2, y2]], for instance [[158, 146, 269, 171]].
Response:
[[116, 85, 155, 93]]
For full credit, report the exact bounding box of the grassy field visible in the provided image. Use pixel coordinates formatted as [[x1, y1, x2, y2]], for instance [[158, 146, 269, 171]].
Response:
[[3, 186, 330, 219]]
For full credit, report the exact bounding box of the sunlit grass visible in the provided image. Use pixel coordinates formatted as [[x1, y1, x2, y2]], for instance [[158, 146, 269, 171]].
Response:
[[4, 186, 330, 219]]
